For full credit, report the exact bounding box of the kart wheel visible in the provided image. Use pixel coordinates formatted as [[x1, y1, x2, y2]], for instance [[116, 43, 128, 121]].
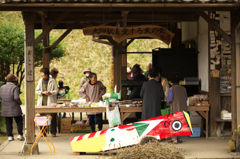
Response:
[[139, 136, 157, 145]]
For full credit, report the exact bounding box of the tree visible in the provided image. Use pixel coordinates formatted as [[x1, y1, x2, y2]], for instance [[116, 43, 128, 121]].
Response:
[[0, 21, 66, 93]]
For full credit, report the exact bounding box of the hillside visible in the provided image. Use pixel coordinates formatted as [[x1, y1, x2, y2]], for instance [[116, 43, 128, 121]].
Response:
[[0, 11, 168, 102]]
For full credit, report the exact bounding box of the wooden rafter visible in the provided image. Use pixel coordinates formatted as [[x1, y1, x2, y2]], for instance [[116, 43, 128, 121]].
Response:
[[34, 11, 70, 46], [49, 21, 80, 52], [197, 11, 232, 46]]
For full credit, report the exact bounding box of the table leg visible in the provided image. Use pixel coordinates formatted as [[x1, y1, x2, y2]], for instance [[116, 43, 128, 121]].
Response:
[[72, 112, 74, 121], [58, 113, 61, 133], [104, 112, 107, 120], [201, 115, 204, 137], [80, 113, 82, 121], [121, 112, 124, 125], [206, 111, 208, 139]]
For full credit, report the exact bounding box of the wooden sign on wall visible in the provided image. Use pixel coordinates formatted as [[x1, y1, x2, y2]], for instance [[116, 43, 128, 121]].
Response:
[[26, 46, 34, 81], [83, 25, 175, 45]]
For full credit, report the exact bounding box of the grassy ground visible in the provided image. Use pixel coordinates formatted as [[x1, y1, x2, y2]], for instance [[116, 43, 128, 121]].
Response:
[[1, 11, 168, 103]]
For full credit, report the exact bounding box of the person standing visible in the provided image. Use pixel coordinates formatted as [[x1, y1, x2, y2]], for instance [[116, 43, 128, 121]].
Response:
[[79, 72, 106, 133], [80, 68, 91, 89], [58, 80, 70, 100], [50, 68, 59, 80], [36, 68, 59, 137], [144, 62, 152, 80], [129, 64, 146, 99], [127, 67, 132, 80], [140, 68, 165, 120], [0, 74, 23, 141], [166, 72, 188, 144], [129, 64, 146, 120], [58, 80, 70, 118], [156, 67, 169, 100]]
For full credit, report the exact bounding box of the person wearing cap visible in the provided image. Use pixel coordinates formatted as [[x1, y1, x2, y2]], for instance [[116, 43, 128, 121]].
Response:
[[144, 62, 152, 80], [80, 68, 91, 89], [79, 72, 106, 133], [0, 74, 24, 141]]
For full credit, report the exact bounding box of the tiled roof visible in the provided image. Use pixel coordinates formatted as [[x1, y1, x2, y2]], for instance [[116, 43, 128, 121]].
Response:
[[0, 0, 239, 3]]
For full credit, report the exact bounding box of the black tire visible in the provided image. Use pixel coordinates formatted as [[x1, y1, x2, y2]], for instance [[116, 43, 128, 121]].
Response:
[[139, 136, 157, 145]]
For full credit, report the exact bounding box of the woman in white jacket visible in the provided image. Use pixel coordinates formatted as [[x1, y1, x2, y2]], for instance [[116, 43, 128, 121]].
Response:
[[36, 68, 59, 137]]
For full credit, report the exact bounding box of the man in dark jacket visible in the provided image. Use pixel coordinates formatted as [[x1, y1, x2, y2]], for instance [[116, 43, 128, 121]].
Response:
[[140, 68, 165, 120], [0, 74, 23, 141]]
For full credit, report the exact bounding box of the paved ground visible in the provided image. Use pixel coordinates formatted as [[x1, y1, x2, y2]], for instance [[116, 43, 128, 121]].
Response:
[[0, 130, 239, 159]]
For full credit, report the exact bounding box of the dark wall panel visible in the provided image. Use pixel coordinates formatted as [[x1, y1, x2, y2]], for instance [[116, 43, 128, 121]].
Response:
[[152, 48, 198, 80]]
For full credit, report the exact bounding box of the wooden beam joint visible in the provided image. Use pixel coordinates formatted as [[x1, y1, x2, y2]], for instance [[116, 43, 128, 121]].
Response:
[[125, 38, 135, 48], [49, 21, 79, 52], [105, 36, 121, 50], [35, 11, 70, 46]]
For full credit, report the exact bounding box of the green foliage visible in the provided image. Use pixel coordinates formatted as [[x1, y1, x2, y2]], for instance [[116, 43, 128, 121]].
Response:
[[0, 12, 66, 93], [0, 81, 5, 131], [235, 125, 240, 133], [0, 22, 24, 64]]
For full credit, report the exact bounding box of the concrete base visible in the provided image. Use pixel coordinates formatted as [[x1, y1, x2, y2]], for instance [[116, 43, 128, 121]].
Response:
[[228, 140, 236, 152], [23, 143, 39, 155]]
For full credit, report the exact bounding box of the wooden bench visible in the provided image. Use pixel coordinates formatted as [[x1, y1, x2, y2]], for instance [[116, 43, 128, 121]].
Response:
[[215, 118, 231, 137]]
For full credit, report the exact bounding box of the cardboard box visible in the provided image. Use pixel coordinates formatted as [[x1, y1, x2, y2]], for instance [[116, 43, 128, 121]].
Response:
[[61, 118, 71, 133], [72, 124, 91, 133], [189, 97, 197, 106]]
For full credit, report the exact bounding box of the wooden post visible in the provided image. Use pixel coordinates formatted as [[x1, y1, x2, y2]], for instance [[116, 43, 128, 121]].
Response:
[[41, 15, 50, 69], [114, 48, 119, 93], [231, 11, 238, 142], [234, 11, 240, 151], [115, 48, 122, 93], [110, 47, 114, 93], [25, 12, 35, 144], [120, 12, 128, 100], [209, 77, 221, 136]]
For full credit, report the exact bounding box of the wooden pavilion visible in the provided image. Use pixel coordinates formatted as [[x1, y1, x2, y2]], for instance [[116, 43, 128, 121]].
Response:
[[0, 1, 240, 153]]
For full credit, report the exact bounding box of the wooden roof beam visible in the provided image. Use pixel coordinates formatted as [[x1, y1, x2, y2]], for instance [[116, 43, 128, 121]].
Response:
[[35, 13, 198, 23], [197, 11, 232, 46], [35, 11, 70, 46]]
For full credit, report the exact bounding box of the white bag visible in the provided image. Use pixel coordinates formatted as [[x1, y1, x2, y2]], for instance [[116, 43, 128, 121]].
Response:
[[106, 102, 121, 127]]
